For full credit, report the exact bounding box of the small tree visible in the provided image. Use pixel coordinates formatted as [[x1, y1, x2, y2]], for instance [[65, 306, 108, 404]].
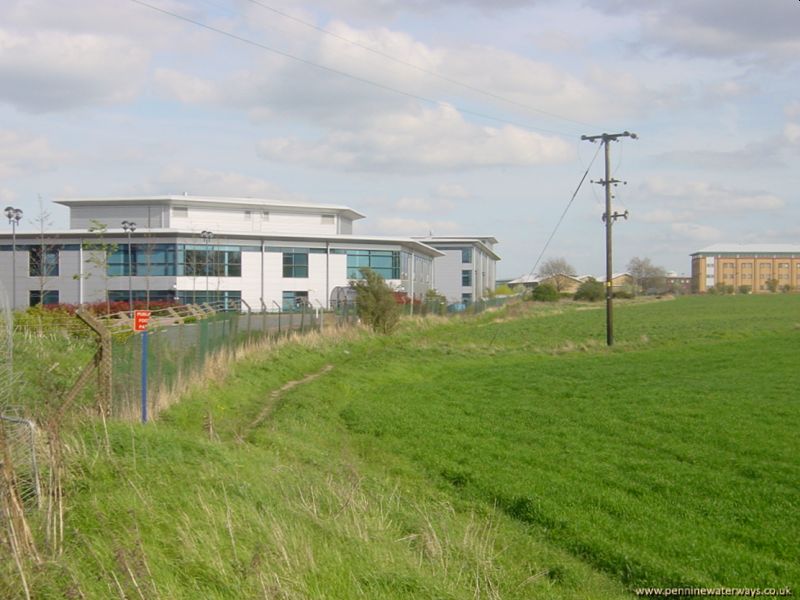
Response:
[[766, 278, 779, 293], [574, 278, 604, 302], [424, 288, 447, 315], [738, 285, 751, 295], [82, 220, 118, 314], [29, 197, 59, 306], [351, 267, 400, 334], [627, 257, 667, 294], [537, 257, 577, 292]]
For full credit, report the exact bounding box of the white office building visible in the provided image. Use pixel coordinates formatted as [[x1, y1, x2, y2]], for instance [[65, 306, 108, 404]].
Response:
[[0, 195, 445, 310], [413, 236, 500, 303]]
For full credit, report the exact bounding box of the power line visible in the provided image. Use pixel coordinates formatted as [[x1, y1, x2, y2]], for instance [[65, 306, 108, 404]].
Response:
[[528, 142, 602, 277], [243, 0, 599, 129], [126, 0, 577, 137]]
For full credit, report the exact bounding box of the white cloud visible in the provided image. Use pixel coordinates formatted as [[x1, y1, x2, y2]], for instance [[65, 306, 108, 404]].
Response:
[[257, 103, 573, 172], [396, 195, 455, 213], [0, 0, 215, 113], [670, 222, 722, 242], [154, 69, 219, 105], [0, 188, 17, 204], [143, 166, 301, 200], [0, 29, 149, 112], [433, 183, 469, 199], [368, 216, 460, 237], [786, 101, 800, 120], [153, 15, 645, 127], [641, 177, 784, 213], [591, 0, 800, 64], [638, 209, 691, 224], [306, 0, 538, 20], [784, 123, 800, 145], [0, 130, 63, 178], [397, 197, 433, 212]]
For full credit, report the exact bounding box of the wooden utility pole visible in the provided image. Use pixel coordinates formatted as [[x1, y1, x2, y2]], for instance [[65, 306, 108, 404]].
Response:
[[581, 131, 637, 346]]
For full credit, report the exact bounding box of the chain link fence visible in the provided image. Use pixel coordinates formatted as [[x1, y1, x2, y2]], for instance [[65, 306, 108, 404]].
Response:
[[109, 302, 359, 420], [404, 295, 512, 317], [0, 412, 42, 510]]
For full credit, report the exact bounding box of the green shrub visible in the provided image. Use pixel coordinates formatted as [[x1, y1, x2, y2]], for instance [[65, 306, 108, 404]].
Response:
[[531, 283, 559, 302], [613, 289, 634, 299], [351, 268, 401, 334], [738, 285, 752, 295], [574, 278, 604, 302], [14, 305, 90, 338], [494, 284, 515, 296]]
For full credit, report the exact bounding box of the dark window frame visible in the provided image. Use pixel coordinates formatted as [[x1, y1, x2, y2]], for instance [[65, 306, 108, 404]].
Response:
[[29, 246, 59, 277], [283, 251, 309, 278]]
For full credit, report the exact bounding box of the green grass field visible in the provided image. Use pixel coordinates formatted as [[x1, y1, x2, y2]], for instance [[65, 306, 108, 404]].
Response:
[[13, 295, 799, 598]]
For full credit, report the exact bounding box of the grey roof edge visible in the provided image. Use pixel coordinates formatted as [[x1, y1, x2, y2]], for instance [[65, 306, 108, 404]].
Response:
[[412, 236, 501, 261], [0, 229, 444, 257], [53, 195, 366, 220], [691, 243, 800, 256]]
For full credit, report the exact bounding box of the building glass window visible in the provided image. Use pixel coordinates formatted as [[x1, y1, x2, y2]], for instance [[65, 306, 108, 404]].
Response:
[[347, 250, 400, 280], [462, 293, 472, 304], [462, 270, 472, 287], [283, 251, 309, 278], [108, 244, 245, 278], [178, 245, 241, 277], [29, 290, 59, 306], [461, 247, 472, 263], [282, 290, 309, 311], [108, 290, 176, 303], [108, 244, 182, 277], [29, 247, 59, 276]]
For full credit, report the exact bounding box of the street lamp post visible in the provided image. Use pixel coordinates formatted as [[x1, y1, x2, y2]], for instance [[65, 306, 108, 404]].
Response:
[[200, 230, 214, 304], [4, 206, 23, 310], [121, 220, 137, 314]]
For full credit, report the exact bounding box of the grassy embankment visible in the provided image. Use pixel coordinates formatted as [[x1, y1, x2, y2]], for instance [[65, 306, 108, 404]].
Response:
[[16, 295, 800, 598]]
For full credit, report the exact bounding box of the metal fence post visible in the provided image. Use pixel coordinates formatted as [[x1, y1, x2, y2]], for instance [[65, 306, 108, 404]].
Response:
[[241, 299, 252, 337], [76, 309, 112, 418]]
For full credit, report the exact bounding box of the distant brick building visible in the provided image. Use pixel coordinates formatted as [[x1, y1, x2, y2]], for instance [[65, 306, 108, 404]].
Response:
[[690, 244, 800, 293]]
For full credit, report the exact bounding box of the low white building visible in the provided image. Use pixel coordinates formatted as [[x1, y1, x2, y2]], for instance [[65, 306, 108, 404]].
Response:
[[0, 195, 444, 310], [413, 236, 500, 303]]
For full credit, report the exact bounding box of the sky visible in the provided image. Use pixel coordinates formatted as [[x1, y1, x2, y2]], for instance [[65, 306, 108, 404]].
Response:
[[1, 0, 798, 279]]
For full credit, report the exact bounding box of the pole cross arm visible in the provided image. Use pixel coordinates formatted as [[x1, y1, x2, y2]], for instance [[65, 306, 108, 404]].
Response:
[[581, 131, 638, 142]]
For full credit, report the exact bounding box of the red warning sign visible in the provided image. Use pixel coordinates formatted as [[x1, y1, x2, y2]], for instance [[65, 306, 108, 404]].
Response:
[[133, 310, 151, 332]]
